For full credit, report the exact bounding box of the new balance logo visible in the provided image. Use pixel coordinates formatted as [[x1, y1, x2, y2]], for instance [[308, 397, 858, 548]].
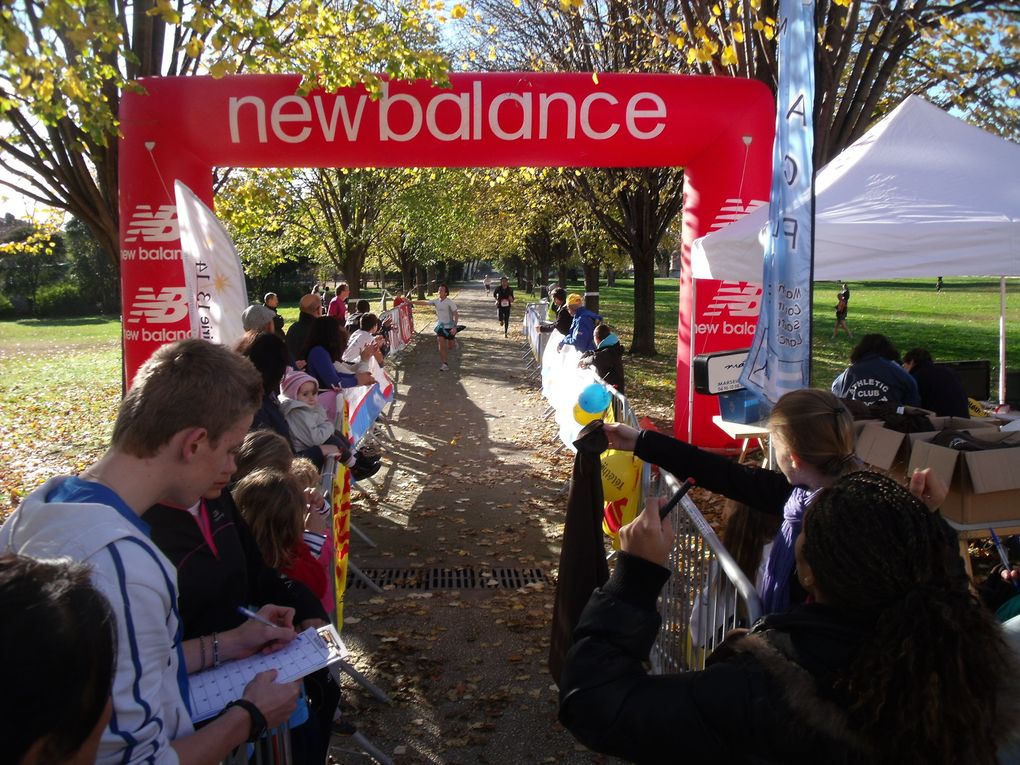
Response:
[[126, 287, 189, 324], [124, 205, 178, 243], [704, 282, 761, 317], [708, 198, 767, 231]]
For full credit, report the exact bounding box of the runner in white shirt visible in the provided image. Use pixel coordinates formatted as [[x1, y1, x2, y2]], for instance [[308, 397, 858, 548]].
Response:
[[427, 284, 459, 371]]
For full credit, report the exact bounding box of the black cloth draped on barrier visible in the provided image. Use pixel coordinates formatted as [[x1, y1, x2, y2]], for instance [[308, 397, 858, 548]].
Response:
[[549, 421, 610, 686]]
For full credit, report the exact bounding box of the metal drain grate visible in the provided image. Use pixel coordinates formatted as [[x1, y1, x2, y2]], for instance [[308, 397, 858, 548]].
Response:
[[350, 565, 548, 590]]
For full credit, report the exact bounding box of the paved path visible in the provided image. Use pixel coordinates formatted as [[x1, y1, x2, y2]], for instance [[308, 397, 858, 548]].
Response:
[[333, 282, 618, 764]]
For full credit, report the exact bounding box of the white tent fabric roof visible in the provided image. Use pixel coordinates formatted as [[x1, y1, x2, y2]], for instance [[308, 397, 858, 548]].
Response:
[[691, 96, 1020, 281]]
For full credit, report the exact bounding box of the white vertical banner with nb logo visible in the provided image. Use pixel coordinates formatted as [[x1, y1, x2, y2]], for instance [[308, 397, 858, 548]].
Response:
[[739, 0, 816, 407], [174, 181, 248, 348]]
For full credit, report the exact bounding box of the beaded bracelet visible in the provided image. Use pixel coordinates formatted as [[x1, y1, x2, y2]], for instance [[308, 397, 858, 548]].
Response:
[[212, 632, 220, 667]]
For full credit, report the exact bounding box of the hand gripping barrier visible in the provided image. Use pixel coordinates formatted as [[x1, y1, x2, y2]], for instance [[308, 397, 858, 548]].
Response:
[[603, 371, 764, 674], [646, 464, 763, 672]]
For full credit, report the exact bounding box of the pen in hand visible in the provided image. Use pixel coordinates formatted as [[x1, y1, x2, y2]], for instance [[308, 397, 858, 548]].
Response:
[[659, 478, 697, 520], [237, 606, 281, 628]]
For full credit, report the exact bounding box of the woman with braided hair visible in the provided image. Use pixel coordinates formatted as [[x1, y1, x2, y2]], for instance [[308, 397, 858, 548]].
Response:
[[560, 471, 1020, 763], [604, 388, 863, 614]]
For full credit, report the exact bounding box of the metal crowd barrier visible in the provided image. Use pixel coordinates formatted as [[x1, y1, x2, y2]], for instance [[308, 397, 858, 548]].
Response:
[[647, 468, 762, 673], [584, 355, 764, 674]]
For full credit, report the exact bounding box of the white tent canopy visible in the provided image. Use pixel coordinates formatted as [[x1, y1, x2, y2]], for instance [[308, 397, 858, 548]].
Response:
[[691, 95, 1020, 401], [691, 95, 1020, 282]]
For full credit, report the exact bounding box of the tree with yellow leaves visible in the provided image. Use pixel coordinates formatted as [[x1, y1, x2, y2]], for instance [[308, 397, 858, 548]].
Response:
[[0, 0, 449, 269]]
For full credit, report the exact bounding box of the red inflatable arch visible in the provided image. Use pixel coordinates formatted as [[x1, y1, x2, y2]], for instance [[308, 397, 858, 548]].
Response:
[[119, 73, 772, 448]]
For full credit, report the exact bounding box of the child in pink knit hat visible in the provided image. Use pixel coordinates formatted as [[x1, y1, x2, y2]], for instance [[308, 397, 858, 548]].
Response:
[[279, 370, 380, 480]]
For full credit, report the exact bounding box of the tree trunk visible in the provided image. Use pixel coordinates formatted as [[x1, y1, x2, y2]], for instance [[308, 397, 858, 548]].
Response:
[[426, 264, 437, 294], [582, 261, 600, 314], [606, 268, 617, 287], [401, 263, 413, 293], [558, 263, 568, 288], [415, 265, 427, 299], [525, 264, 534, 295], [630, 251, 657, 355]]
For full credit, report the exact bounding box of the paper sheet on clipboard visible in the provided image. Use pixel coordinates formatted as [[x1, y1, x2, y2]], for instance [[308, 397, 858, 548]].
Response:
[[188, 625, 348, 722]]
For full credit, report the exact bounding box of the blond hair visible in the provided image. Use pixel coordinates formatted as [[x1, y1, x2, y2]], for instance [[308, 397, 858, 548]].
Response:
[[233, 468, 304, 569], [289, 458, 321, 491], [112, 339, 262, 458], [234, 429, 293, 482], [768, 388, 856, 478]]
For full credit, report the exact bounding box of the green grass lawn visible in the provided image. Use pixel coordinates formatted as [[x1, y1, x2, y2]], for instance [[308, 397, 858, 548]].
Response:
[[538, 276, 1020, 422]]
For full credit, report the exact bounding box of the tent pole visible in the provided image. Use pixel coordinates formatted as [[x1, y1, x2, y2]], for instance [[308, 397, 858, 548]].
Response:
[[1001, 276, 1007, 405]]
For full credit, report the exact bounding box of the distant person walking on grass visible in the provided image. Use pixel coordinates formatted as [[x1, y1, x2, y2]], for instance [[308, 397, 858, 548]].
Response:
[[484, 275, 492, 296], [493, 276, 515, 338], [427, 284, 460, 372], [832, 282, 852, 339]]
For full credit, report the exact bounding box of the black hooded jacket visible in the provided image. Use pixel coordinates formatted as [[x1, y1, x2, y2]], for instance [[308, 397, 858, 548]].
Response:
[[559, 553, 875, 764]]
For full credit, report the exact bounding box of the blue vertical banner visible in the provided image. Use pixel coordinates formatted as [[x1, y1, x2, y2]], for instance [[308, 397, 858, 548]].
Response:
[[739, 0, 816, 407]]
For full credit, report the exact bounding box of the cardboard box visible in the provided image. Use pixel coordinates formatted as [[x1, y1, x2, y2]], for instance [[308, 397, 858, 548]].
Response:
[[854, 415, 999, 473], [906, 430, 1020, 526]]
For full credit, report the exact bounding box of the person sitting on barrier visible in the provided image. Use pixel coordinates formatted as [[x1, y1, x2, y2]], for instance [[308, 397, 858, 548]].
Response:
[[689, 500, 780, 649], [579, 324, 626, 394], [539, 288, 572, 336], [558, 294, 602, 354], [303, 316, 375, 392], [342, 313, 387, 371], [278, 370, 381, 482], [831, 333, 921, 407], [240, 331, 334, 470], [560, 471, 1020, 764], [604, 388, 946, 615], [2, 554, 115, 765]]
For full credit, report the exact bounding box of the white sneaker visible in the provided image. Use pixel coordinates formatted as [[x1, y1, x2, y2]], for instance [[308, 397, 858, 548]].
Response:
[[440, 363, 449, 371]]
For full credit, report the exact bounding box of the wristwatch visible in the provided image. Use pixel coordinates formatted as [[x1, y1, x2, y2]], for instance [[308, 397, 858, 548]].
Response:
[[224, 698, 267, 742]]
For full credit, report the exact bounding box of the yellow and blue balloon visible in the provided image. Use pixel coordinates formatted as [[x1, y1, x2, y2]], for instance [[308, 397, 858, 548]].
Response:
[[573, 382, 612, 424]]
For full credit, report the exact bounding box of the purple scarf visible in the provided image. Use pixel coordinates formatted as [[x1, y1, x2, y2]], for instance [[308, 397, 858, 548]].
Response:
[[758, 487, 819, 615]]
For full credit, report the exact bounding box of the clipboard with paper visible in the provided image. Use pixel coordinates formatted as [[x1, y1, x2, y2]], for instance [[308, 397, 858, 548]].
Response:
[[188, 625, 348, 722]]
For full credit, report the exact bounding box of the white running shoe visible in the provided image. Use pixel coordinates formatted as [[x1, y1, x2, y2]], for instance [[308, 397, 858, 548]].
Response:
[[440, 363, 449, 371]]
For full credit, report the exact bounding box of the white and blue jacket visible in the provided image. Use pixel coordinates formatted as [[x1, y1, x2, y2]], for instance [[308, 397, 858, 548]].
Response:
[[0, 476, 193, 764]]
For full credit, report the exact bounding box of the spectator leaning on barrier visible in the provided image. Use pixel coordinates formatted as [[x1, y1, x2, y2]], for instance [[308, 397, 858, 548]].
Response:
[[902, 347, 969, 418], [0, 339, 300, 764], [559, 471, 1020, 764], [558, 293, 602, 354], [539, 288, 572, 336], [579, 324, 626, 394], [831, 333, 921, 407]]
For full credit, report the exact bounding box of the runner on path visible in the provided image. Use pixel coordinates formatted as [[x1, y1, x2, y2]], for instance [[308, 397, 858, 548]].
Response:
[[339, 282, 619, 763]]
